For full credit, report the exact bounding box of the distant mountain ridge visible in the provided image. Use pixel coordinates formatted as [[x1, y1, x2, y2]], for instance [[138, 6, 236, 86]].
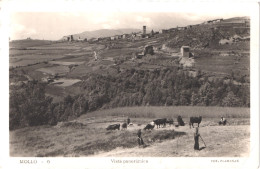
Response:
[[64, 28, 141, 40]]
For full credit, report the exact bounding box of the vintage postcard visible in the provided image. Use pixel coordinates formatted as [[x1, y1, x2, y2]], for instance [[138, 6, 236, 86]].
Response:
[[1, 0, 259, 169]]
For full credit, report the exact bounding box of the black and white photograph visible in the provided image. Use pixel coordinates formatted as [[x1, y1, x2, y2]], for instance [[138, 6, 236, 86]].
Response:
[[2, 0, 259, 169]]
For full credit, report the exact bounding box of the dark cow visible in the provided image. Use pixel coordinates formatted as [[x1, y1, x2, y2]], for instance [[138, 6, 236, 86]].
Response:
[[153, 118, 167, 128], [106, 124, 120, 130], [166, 118, 174, 126], [121, 123, 127, 130], [177, 116, 185, 126], [144, 124, 155, 130], [218, 120, 227, 125], [189, 116, 202, 128]]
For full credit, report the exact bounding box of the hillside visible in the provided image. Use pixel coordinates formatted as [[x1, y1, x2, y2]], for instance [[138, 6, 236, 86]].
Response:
[[9, 16, 250, 130], [10, 106, 250, 157], [9, 39, 54, 49], [9, 15, 251, 158], [223, 16, 250, 22]]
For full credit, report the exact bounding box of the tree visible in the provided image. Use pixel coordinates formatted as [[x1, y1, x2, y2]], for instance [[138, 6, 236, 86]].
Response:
[[9, 81, 53, 129], [197, 82, 213, 106], [191, 92, 199, 106], [221, 91, 242, 107]]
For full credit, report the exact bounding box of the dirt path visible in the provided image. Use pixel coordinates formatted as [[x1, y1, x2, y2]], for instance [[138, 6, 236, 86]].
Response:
[[91, 125, 250, 157]]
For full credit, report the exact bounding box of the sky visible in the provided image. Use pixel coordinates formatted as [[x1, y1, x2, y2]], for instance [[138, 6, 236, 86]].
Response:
[[10, 12, 249, 40]]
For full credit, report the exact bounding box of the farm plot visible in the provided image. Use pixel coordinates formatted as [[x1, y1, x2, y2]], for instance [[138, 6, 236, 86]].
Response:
[[67, 59, 116, 78], [49, 61, 85, 66], [51, 78, 81, 87], [9, 48, 74, 68], [194, 50, 249, 76], [10, 54, 67, 67], [9, 39, 53, 49], [37, 65, 70, 75], [99, 48, 137, 59], [9, 49, 72, 57], [27, 43, 84, 50], [66, 64, 93, 77]]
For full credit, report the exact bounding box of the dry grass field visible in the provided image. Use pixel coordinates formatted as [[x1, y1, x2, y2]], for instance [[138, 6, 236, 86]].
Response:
[[194, 49, 250, 78], [10, 106, 250, 157], [86, 106, 250, 119]]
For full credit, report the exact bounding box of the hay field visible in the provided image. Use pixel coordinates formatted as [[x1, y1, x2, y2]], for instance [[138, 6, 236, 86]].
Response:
[[10, 106, 250, 157], [85, 106, 250, 119]]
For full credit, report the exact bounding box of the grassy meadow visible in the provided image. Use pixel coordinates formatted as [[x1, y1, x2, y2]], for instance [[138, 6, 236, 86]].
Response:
[[84, 106, 250, 119], [10, 122, 186, 157], [10, 106, 250, 157]]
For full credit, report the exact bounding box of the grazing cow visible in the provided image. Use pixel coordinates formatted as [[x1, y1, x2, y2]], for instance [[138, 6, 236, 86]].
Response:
[[144, 124, 155, 130], [128, 123, 134, 126], [106, 124, 120, 130], [153, 118, 167, 128], [189, 116, 202, 128], [177, 116, 185, 126], [166, 118, 174, 126], [121, 123, 127, 130]]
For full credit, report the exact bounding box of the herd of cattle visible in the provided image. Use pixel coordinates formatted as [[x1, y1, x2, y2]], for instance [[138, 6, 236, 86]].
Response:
[[106, 115, 203, 130]]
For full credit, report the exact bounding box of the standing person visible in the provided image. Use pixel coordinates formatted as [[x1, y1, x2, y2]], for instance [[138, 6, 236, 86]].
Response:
[[219, 116, 226, 125], [194, 127, 200, 150], [127, 117, 130, 125], [137, 129, 144, 146]]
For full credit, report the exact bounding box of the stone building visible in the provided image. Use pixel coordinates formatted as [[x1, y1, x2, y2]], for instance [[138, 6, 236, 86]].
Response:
[[181, 46, 190, 58]]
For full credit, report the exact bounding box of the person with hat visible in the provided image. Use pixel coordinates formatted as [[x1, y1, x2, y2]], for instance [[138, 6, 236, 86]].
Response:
[[194, 127, 200, 150], [219, 116, 227, 125], [137, 129, 144, 146]]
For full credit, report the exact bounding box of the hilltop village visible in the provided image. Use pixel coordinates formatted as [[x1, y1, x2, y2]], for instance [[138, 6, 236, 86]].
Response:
[[61, 17, 250, 44]]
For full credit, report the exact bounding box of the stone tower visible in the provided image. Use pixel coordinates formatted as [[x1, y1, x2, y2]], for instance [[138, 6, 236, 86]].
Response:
[[143, 26, 146, 35]]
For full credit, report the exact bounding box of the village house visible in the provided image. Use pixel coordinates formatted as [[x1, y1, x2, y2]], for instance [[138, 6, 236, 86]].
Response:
[[150, 30, 154, 36], [122, 34, 127, 39], [62, 36, 69, 41], [88, 38, 98, 43], [135, 33, 142, 40], [159, 29, 169, 34], [98, 37, 104, 41], [130, 32, 142, 41], [181, 46, 190, 58], [102, 37, 111, 41], [117, 35, 122, 39], [77, 36, 86, 42], [69, 35, 74, 41], [62, 35, 74, 41], [177, 27, 185, 30], [110, 36, 115, 41], [205, 18, 223, 24], [168, 28, 177, 32]]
